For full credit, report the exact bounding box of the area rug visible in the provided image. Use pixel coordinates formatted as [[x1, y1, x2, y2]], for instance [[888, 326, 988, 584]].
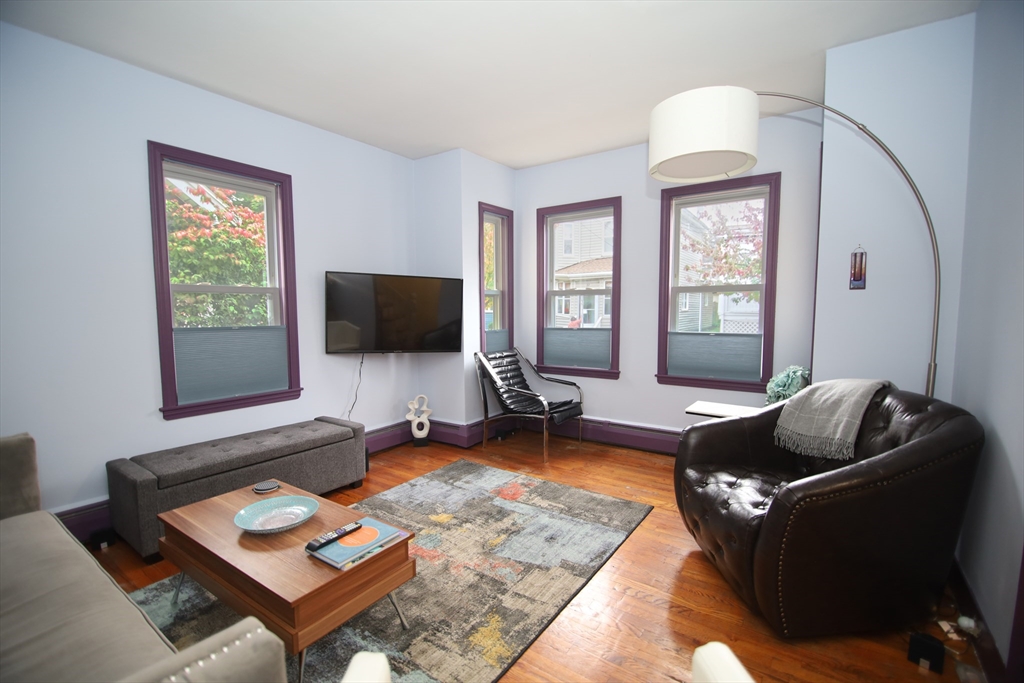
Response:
[[131, 459, 651, 683]]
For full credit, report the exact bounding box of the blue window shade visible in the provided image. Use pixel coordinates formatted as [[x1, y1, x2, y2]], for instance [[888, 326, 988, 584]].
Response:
[[173, 327, 289, 405], [485, 329, 510, 353], [667, 332, 762, 381], [543, 328, 611, 370]]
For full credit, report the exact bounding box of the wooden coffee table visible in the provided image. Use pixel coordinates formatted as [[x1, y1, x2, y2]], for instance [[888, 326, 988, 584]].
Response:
[[158, 482, 415, 680]]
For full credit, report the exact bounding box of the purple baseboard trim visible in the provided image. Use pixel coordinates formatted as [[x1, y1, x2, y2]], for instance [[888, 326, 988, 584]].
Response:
[[949, 560, 1010, 682], [369, 415, 680, 455], [366, 420, 486, 452], [428, 420, 484, 448], [531, 418, 680, 455], [55, 500, 111, 545], [365, 422, 414, 453]]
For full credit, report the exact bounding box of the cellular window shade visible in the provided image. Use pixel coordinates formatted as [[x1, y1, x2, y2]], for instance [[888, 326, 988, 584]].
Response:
[[667, 332, 762, 381], [543, 328, 612, 370], [485, 329, 510, 353], [173, 327, 289, 404]]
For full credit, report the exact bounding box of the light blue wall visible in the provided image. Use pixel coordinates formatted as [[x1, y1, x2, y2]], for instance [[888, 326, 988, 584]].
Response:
[[954, 0, 1024, 663], [460, 151, 516, 423], [813, 7, 1023, 661], [513, 112, 824, 430], [0, 22, 419, 509], [813, 14, 976, 400], [409, 150, 465, 424]]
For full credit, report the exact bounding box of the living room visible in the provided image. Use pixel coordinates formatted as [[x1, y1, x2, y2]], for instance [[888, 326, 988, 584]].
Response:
[[0, 1, 1021, 681]]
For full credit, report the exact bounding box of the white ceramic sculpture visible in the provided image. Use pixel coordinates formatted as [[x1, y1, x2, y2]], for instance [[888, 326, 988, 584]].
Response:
[[406, 394, 432, 440]]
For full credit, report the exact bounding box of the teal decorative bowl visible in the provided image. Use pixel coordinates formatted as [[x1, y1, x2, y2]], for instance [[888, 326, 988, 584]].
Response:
[[234, 495, 319, 534]]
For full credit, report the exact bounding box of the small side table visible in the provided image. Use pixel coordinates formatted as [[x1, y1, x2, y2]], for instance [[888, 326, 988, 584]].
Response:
[[685, 401, 762, 419]]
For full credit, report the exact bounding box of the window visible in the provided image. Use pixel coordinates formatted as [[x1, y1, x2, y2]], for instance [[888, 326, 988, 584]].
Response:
[[555, 281, 571, 316], [657, 173, 780, 391], [148, 141, 300, 419], [536, 197, 621, 379], [479, 203, 514, 353]]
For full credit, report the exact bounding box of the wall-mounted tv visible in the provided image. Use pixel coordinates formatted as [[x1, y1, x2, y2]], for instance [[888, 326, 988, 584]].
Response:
[[326, 271, 463, 353]]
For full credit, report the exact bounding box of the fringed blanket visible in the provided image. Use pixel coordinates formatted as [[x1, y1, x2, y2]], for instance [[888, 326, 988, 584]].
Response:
[[774, 379, 892, 460]]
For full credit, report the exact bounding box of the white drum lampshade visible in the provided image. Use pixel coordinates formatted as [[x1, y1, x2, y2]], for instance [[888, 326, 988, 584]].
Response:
[[648, 85, 760, 183]]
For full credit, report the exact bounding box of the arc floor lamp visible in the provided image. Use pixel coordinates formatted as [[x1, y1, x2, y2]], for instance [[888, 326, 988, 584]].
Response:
[[648, 86, 940, 397]]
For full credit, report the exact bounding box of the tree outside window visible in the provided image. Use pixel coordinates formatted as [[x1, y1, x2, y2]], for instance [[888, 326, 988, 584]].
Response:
[[149, 141, 300, 419], [479, 203, 513, 353], [657, 173, 780, 391]]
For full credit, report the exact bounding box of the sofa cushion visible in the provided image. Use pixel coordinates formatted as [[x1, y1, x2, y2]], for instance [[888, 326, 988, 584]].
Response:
[[130, 419, 354, 489], [0, 511, 175, 682]]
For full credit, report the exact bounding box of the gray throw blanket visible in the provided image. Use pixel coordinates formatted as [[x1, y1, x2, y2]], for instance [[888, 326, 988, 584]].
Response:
[[774, 379, 892, 459]]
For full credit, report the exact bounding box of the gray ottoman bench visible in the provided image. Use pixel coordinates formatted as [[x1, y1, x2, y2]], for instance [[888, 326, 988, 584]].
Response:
[[107, 416, 365, 558]]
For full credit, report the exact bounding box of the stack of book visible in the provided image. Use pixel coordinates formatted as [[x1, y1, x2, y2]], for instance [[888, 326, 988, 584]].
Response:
[[306, 517, 408, 570]]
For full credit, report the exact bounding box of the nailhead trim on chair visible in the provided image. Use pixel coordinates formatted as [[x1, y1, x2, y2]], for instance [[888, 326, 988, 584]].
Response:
[[774, 441, 982, 636], [166, 627, 264, 682]]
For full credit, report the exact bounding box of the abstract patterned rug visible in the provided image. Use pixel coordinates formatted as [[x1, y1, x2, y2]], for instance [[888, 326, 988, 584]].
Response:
[[131, 459, 652, 683]]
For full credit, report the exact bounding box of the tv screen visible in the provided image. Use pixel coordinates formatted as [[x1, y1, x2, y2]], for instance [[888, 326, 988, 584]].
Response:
[[326, 272, 463, 353]]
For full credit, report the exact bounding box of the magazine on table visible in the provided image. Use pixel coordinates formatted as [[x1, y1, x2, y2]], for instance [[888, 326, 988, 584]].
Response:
[[306, 516, 407, 570]]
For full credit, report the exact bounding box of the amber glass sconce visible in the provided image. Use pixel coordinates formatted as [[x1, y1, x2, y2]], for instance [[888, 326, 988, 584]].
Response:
[[850, 246, 866, 290]]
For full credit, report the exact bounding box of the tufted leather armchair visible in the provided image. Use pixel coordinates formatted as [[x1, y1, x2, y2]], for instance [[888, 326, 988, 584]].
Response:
[[674, 386, 984, 638]]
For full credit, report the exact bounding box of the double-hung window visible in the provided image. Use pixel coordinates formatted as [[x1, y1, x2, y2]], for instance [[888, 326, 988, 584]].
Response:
[[479, 203, 514, 353], [537, 197, 621, 379], [657, 173, 780, 391], [148, 142, 300, 419]]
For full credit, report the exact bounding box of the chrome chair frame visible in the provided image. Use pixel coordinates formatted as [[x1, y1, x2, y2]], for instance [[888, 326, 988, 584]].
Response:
[[474, 349, 583, 463]]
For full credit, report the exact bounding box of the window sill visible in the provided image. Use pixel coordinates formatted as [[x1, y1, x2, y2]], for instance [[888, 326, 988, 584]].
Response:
[[655, 374, 766, 393], [536, 365, 619, 380], [161, 387, 302, 420]]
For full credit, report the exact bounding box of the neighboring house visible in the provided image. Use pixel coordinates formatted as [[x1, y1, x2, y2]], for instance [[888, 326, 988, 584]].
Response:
[[674, 203, 762, 335], [552, 216, 613, 328]]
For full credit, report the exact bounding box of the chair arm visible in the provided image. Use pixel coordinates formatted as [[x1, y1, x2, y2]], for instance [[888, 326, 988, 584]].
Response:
[[534, 374, 584, 404], [516, 348, 583, 403], [120, 616, 287, 683], [503, 385, 543, 400], [752, 415, 985, 637], [0, 433, 41, 520], [675, 402, 796, 471]]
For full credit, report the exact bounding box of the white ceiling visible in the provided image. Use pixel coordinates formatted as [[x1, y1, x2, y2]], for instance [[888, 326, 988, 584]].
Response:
[[0, 0, 978, 169]]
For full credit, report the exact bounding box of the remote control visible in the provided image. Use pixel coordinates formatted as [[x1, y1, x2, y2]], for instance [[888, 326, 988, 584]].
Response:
[[305, 522, 362, 552]]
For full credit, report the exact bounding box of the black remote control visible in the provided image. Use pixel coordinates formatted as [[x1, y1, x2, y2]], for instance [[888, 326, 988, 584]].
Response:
[[305, 522, 362, 552]]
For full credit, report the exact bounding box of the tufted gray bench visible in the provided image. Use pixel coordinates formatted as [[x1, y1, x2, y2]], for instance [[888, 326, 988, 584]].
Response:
[[106, 416, 365, 558]]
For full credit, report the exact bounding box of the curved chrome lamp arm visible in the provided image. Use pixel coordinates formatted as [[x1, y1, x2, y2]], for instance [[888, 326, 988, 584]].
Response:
[[757, 91, 940, 397]]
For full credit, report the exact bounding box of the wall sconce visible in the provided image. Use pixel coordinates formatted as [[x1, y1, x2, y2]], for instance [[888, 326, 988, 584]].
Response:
[[850, 246, 867, 290]]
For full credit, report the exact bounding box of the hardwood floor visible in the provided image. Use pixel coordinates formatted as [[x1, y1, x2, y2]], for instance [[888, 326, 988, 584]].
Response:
[[92, 433, 981, 682]]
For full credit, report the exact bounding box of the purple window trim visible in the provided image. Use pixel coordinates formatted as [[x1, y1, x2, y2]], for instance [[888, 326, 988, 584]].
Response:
[[535, 365, 620, 380], [148, 141, 302, 420], [656, 172, 780, 393], [536, 196, 622, 379], [478, 202, 514, 353]]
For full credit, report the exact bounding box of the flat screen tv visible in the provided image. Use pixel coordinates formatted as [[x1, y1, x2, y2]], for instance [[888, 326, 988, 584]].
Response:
[[326, 271, 463, 353]]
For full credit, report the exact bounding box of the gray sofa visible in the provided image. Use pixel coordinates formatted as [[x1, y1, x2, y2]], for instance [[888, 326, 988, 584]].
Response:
[[0, 433, 287, 683], [107, 416, 365, 557]]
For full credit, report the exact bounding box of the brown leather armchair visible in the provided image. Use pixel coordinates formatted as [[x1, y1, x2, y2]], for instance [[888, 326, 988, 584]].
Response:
[[674, 386, 984, 638]]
